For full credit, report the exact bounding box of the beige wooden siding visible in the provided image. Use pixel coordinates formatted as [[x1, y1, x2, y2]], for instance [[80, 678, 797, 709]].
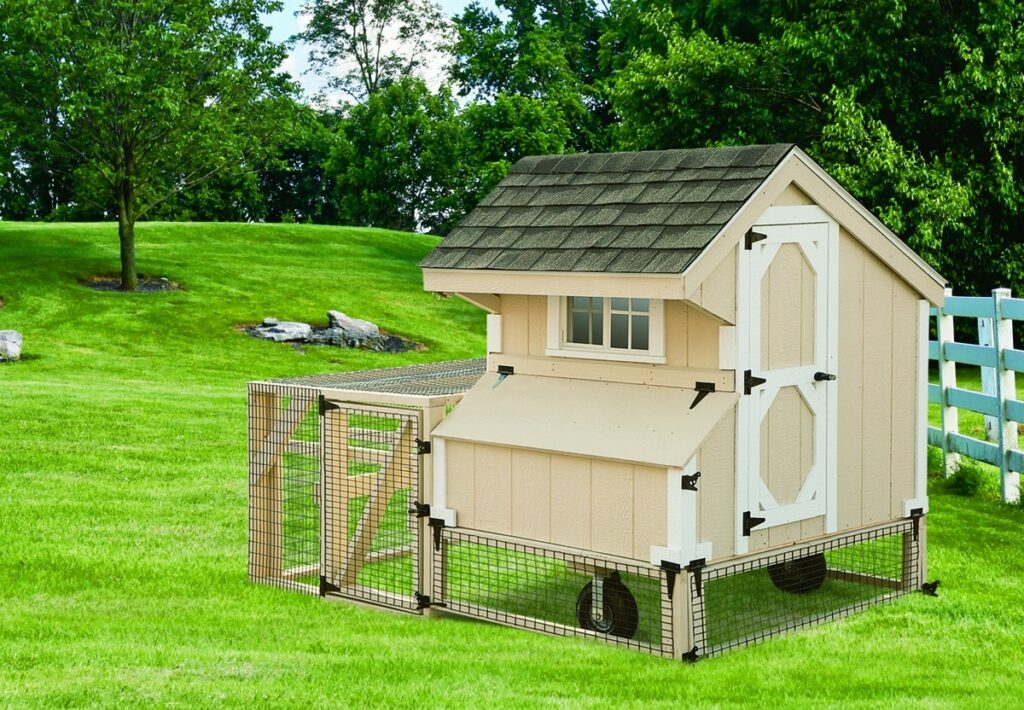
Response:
[[771, 182, 815, 207], [696, 405, 737, 560], [691, 248, 737, 324], [497, 294, 722, 369], [444, 441, 668, 561], [835, 227, 919, 531]]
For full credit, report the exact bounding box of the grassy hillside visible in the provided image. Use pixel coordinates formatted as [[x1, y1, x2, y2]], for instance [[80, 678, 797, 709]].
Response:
[[1, 221, 1022, 708]]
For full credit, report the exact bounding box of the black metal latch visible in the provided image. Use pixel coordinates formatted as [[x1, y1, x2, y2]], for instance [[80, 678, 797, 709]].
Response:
[[415, 438, 431, 455], [742, 510, 766, 536], [408, 501, 430, 518], [680, 471, 701, 491], [814, 371, 837, 382], [744, 370, 767, 395]]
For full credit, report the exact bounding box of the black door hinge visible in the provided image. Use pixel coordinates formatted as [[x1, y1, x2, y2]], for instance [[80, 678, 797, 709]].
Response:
[[428, 517, 445, 551], [744, 370, 767, 395], [318, 395, 340, 416], [909, 507, 924, 541], [689, 381, 716, 410], [680, 471, 701, 492], [686, 558, 706, 597], [415, 592, 446, 610], [415, 438, 431, 455], [408, 501, 430, 518], [660, 561, 682, 600], [319, 576, 340, 597], [745, 228, 767, 250], [742, 510, 766, 536]]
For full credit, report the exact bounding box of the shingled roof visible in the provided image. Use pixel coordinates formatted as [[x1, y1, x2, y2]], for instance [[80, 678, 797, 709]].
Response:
[[420, 143, 795, 274]]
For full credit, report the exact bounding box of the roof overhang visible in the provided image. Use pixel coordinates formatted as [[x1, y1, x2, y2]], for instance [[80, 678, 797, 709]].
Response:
[[423, 269, 685, 300], [431, 372, 738, 468], [680, 147, 947, 305]]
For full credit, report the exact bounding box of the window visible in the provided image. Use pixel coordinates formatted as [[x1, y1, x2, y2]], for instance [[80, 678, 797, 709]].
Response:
[[548, 296, 665, 363]]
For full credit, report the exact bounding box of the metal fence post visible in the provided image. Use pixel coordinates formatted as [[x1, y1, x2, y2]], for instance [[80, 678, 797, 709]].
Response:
[[937, 287, 960, 476], [992, 288, 1020, 503]]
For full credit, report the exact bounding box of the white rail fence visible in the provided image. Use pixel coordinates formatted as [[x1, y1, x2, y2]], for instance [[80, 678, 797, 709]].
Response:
[[929, 288, 1022, 503]]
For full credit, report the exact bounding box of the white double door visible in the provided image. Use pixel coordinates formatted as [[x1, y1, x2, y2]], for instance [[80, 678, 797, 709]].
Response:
[[737, 206, 838, 550]]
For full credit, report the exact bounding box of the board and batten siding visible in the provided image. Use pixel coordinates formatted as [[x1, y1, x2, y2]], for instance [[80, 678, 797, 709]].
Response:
[[444, 439, 667, 561], [496, 295, 723, 370]]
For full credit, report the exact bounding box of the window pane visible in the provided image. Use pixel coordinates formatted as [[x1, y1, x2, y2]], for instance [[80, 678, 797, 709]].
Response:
[[591, 311, 603, 344], [571, 296, 590, 311], [610, 313, 628, 349], [632, 315, 649, 350], [631, 298, 649, 312], [570, 311, 590, 343], [590, 296, 603, 310], [611, 297, 628, 311]]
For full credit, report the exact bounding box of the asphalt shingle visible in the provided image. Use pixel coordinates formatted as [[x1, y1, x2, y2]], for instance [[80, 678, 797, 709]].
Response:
[[420, 144, 795, 273]]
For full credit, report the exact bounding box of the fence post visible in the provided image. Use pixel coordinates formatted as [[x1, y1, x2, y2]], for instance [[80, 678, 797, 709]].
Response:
[[937, 287, 959, 476], [978, 314, 998, 442], [992, 288, 1020, 503]]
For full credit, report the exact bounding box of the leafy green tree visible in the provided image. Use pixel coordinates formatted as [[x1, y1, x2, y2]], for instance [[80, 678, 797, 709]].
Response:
[[298, 0, 448, 101], [0, 0, 294, 289], [328, 77, 475, 234]]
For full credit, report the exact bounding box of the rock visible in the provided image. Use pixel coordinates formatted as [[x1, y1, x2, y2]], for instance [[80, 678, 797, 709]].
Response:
[[0, 330, 22, 361], [327, 310, 379, 339], [250, 321, 312, 342], [261, 317, 280, 327]]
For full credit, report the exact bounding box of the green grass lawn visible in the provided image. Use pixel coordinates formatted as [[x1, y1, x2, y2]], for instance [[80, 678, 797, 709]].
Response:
[[2, 221, 1023, 708]]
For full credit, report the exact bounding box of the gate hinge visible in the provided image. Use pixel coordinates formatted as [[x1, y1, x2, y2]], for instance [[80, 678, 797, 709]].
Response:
[[680, 471, 701, 492], [415, 438, 431, 455], [660, 560, 682, 600], [319, 576, 340, 597], [318, 395, 340, 416], [908, 507, 924, 541], [745, 228, 767, 250], [682, 646, 700, 663], [743, 370, 767, 395], [428, 517, 445, 551], [415, 592, 446, 610], [409, 501, 431, 518], [742, 510, 766, 536], [921, 580, 941, 597], [689, 381, 716, 410], [685, 558, 706, 597]]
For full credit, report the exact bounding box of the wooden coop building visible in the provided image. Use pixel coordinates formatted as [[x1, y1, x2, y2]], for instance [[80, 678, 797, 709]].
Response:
[[249, 144, 944, 660]]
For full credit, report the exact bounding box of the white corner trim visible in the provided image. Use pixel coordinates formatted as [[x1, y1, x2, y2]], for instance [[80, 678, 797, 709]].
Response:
[[486, 313, 502, 354], [903, 498, 929, 517], [664, 457, 712, 565], [432, 507, 458, 527], [915, 298, 929, 508], [546, 296, 561, 351], [432, 437, 448, 510], [649, 545, 682, 566]]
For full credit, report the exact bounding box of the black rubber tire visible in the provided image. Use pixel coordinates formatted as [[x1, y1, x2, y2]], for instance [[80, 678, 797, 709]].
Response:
[[575, 573, 639, 639], [767, 553, 828, 594]]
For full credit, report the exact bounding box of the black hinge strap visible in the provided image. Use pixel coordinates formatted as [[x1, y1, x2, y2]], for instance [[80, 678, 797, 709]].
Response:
[[742, 510, 766, 536], [689, 381, 716, 409], [428, 517, 445, 551], [318, 395, 340, 416], [660, 561, 681, 600], [745, 228, 767, 250], [686, 558, 706, 597], [743, 370, 767, 395], [319, 576, 340, 597]]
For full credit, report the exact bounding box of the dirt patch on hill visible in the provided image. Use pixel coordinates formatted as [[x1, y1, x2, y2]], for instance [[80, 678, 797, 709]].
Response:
[[81, 275, 181, 292]]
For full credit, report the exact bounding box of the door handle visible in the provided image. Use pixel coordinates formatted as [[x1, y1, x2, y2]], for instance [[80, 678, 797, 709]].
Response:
[[814, 371, 837, 382]]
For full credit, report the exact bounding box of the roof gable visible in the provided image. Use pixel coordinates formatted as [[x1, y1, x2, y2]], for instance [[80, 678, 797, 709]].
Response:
[[420, 144, 795, 274]]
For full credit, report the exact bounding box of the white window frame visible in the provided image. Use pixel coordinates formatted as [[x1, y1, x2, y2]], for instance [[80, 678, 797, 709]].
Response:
[[545, 296, 666, 364]]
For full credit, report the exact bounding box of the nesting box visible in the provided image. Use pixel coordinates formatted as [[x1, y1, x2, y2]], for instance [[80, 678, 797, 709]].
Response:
[[248, 144, 944, 659]]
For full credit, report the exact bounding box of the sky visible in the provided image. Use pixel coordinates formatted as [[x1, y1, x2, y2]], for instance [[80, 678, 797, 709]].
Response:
[[264, 0, 499, 103]]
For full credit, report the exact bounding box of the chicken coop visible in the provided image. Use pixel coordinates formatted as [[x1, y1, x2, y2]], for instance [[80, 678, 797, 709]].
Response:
[[249, 144, 944, 660]]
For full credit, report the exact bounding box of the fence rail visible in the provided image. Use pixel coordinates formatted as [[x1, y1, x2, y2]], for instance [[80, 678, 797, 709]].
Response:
[[928, 288, 1021, 503]]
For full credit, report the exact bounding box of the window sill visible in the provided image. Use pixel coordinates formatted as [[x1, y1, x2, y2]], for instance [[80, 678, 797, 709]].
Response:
[[544, 348, 668, 365]]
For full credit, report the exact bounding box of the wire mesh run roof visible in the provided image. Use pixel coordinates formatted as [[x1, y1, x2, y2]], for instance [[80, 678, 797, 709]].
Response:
[[261, 358, 486, 397]]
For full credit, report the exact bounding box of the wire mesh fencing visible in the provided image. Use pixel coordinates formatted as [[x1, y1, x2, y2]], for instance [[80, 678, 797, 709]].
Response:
[[691, 520, 920, 658], [248, 383, 322, 595], [320, 401, 422, 612], [434, 528, 674, 656]]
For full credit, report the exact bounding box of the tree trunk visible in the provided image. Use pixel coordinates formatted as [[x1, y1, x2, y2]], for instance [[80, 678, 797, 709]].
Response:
[[116, 176, 137, 291]]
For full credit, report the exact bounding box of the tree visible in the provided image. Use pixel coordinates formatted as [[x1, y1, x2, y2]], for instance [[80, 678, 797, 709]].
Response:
[[0, 0, 294, 290], [298, 0, 448, 102], [328, 77, 475, 234]]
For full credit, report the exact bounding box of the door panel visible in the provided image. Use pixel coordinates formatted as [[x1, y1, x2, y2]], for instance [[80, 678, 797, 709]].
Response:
[[738, 207, 838, 550]]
